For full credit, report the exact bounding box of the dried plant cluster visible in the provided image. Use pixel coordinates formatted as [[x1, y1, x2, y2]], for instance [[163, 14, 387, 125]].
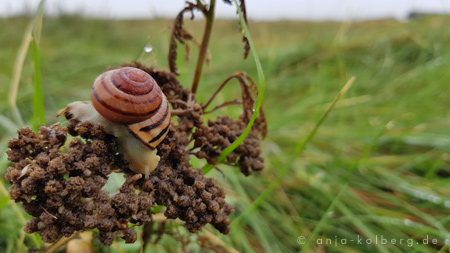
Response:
[[6, 64, 266, 245]]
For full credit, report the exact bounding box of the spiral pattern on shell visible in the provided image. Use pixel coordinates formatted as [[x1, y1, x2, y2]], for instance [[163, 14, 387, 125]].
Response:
[[91, 67, 171, 149]]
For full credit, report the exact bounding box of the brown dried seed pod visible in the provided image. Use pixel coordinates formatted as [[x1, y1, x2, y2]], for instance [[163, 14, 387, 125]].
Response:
[[192, 115, 264, 175]]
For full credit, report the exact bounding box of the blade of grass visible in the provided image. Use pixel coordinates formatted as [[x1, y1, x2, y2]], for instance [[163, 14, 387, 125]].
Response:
[[379, 169, 449, 235], [230, 227, 255, 253], [300, 184, 347, 252], [30, 1, 46, 131], [231, 76, 355, 228], [8, 21, 32, 111], [227, 168, 274, 251], [8, 22, 32, 126], [0, 115, 19, 135], [0, 180, 40, 247], [202, 0, 265, 174], [349, 120, 393, 172], [333, 194, 390, 253], [203, 230, 240, 253]]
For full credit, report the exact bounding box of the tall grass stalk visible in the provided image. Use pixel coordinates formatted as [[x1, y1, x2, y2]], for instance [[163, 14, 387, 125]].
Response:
[[8, 23, 32, 126], [30, 1, 46, 131]]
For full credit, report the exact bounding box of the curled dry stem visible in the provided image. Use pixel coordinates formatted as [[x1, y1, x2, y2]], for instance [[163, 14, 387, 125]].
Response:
[[202, 71, 255, 110], [201, 71, 266, 137], [203, 99, 242, 114]]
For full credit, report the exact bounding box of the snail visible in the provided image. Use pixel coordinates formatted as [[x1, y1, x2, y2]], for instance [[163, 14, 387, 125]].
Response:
[[58, 67, 171, 176]]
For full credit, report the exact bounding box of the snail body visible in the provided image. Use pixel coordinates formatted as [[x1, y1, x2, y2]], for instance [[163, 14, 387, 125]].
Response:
[[59, 67, 171, 176]]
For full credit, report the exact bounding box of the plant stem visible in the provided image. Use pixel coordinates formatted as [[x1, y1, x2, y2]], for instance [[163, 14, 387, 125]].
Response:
[[191, 0, 216, 95]]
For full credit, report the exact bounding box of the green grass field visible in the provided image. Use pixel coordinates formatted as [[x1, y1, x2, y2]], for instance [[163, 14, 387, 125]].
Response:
[[1, 12, 450, 252]]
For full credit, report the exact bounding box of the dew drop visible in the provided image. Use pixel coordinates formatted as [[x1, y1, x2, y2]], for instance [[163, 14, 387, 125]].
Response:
[[144, 45, 153, 53], [444, 201, 450, 209], [403, 219, 412, 226]]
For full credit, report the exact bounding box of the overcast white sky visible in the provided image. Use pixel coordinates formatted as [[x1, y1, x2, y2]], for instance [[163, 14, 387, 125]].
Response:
[[1, 0, 450, 21]]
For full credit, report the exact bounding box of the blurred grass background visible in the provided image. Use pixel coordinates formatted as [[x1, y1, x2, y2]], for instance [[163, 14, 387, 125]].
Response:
[[1, 12, 450, 252]]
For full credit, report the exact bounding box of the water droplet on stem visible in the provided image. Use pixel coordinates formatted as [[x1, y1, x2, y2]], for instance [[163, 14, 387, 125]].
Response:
[[144, 46, 153, 53]]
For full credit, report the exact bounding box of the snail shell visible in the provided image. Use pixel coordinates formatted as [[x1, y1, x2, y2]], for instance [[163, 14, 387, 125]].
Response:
[[91, 67, 171, 149], [58, 67, 171, 176]]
